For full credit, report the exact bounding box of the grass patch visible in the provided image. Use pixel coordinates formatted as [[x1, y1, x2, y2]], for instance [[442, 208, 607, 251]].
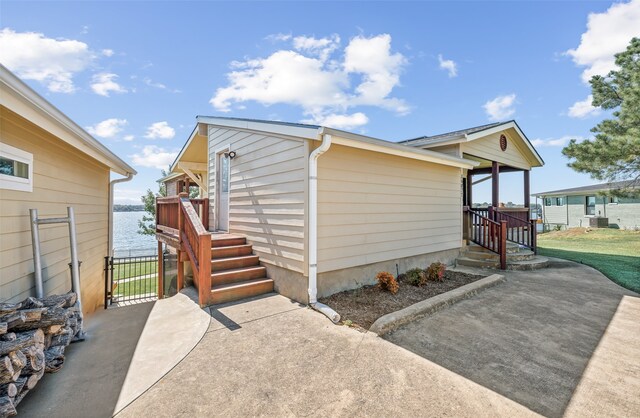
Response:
[[113, 259, 157, 281], [538, 228, 640, 293], [114, 276, 157, 297]]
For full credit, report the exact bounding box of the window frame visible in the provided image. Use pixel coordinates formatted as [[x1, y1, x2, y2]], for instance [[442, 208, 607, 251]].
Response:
[[554, 197, 564, 206], [544, 197, 552, 207], [608, 196, 619, 205], [585, 195, 596, 216], [0, 143, 33, 192]]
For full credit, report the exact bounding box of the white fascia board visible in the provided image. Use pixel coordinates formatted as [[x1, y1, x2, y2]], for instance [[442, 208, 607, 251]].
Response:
[[326, 130, 478, 169], [0, 65, 136, 176], [196, 116, 320, 140], [465, 121, 544, 167], [169, 125, 199, 172]]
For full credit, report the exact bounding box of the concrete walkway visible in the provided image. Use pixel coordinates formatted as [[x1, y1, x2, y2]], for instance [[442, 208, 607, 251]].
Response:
[[117, 294, 536, 417], [385, 259, 639, 417]]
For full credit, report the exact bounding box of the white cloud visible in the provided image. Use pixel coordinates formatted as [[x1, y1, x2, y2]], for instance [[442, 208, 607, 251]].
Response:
[[101, 48, 114, 57], [566, 0, 640, 82], [144, 121, 175, 139], [123, 135, 135, 142], [0, 28, 94, 93], [91, 73, 127, 96], [483, 94, 516, 121], [114, 188, 144, 204], [143, 77, 181, 93], [438, 54, 458, 77], [302, 112, 369, 130], [86, 118, 127, 138], [130, 145, 178, 170], [210, 33, 408, 128], [568, 95, 602, 118], [531, 135, 586, 147]]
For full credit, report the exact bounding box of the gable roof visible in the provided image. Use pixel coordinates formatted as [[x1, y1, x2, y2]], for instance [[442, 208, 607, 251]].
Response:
[[402, 122, 504, 147], [0, 65, 136, 176], [533, 180, 638, 197], [192, 115, 479, 170], [401, 120, 544, 167]]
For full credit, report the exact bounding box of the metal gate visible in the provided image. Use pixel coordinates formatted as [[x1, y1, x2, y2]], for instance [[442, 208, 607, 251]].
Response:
[[104, 255, 158, 307]]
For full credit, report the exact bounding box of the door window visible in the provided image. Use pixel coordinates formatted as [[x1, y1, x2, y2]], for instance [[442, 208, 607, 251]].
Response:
[[585, 195, 596, 215], [220, 155, 229, 193]]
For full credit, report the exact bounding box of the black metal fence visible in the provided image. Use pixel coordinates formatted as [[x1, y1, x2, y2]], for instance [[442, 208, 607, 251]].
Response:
[[104, 255, 158, 307]]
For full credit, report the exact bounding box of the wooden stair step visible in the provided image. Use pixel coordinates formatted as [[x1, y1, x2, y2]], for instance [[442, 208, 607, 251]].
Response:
[[212, 244, 253, 259], [212, 236, 246, 248], [210, 278, 274, 304], [212, 255, 260, 271], [212, 266, 267, 286]]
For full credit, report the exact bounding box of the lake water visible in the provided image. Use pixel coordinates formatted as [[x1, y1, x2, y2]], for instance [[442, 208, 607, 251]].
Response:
[[113, 211, 158, 257]]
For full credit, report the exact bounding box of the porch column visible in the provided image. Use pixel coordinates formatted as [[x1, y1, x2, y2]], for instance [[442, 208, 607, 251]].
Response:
[[491, 161, 499, 207], [524, 170, 530, 209], [466, 173, 473, 206]]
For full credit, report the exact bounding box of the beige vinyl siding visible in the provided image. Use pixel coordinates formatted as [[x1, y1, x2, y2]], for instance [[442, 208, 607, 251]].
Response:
[[317, 143, 462, 273], [208, 126, 307, 273], [461, 131, 531, 169], [0, 108, 109, 313]]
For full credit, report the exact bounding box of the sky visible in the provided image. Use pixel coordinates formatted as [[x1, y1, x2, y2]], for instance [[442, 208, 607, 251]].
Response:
[[1, 0, 639, 205]]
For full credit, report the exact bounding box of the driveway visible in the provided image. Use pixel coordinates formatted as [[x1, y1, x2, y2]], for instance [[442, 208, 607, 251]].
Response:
[[117, 294, 535, 417], [385, 259, 640, 417]]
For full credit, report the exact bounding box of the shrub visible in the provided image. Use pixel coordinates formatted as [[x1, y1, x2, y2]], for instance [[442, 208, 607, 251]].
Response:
[[376, 271, 399, 294], [426, 262, 446, 282], [405, 268, 428, 286]]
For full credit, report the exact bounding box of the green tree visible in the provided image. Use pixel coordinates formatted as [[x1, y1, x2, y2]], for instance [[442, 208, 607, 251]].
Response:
[[138, 170, 167, 236], [563, 37, 640, 196]]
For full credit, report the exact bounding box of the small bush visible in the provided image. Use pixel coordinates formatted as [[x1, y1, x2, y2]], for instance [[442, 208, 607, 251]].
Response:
[[426, 262, 446, 282], [405, 268, 428, 287], [376, 271, 399, 294]]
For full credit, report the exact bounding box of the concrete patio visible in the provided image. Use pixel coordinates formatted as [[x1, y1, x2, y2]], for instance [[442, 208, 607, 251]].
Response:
[[16, 259, 639, 417]]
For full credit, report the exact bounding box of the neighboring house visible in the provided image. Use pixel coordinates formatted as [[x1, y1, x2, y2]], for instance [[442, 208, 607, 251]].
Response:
[[533, 181, 640, 230], [0, 65, 136, 313], [157, 117, 544, 306]]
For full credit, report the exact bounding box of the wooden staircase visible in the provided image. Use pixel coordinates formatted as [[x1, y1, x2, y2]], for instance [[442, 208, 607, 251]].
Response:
[[210, 235, 274, 304]]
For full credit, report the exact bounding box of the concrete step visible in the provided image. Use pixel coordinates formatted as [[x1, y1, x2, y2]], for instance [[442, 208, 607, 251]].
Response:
[[456, 256, 549, 271], [210, 278, 274, 305], [211, 236, 246, 248], [212, 255, 260, 271], [463, 248, 536, 262], [467, 242, 522, 254], [212, 265, 267, 286], [212, 244, 253, 259]]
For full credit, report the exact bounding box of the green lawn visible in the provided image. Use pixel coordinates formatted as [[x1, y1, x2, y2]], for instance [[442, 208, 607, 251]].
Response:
[[114, 275, 158, 297], [537, 228, 640, 293], [113, 259, 157, 281]]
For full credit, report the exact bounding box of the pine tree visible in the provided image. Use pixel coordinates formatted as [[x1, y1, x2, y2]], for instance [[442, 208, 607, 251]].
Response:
[[562, 37, 640, 196]]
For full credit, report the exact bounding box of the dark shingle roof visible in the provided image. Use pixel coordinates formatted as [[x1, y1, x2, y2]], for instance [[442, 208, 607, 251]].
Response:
[[533, 180, 638, 196], [402, 121, 506, 147]]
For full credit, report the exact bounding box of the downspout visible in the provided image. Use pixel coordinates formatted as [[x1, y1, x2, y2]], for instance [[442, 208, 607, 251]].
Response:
[[308, 131, 340, 323], [108, 172, 134, 257]]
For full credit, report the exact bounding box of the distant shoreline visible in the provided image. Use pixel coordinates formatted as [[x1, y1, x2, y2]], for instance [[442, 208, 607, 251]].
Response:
[[113, 204, 145, 212]]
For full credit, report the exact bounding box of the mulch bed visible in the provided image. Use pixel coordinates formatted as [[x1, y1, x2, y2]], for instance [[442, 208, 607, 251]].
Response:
[[319, 270, 485, 331]]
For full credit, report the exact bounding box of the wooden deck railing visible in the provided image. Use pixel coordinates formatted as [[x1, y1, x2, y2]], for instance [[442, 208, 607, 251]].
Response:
[[179, 196, 211, 306], [156, 194, 211, 306], [464, 207, 507, 269], [493, 210, 537, 252]]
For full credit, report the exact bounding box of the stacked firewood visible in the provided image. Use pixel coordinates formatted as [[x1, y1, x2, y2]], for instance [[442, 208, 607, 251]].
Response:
[[0, 293, 82, 417]]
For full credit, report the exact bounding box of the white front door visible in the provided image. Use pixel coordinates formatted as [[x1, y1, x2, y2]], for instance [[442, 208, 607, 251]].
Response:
[[216, 149, 230, 231]]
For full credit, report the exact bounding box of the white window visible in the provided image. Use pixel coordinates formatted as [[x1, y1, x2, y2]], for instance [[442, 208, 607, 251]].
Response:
[[0, 143, 33, 192]]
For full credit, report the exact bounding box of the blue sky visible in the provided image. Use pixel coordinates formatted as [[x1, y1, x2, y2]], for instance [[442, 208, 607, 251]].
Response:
[[2, 0, 639, 204]]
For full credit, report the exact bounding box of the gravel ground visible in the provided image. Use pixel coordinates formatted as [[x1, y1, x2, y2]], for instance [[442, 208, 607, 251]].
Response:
[[319, 271, 485, 330]]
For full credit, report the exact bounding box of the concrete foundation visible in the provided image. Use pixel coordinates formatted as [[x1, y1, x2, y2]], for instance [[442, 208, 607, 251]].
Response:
[[263, 263, 308, 304], [317, 248, 461, 298]]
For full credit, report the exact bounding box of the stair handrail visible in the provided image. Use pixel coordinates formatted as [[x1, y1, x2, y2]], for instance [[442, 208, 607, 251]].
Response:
[[464, 207, 507, 269], [491, 208, 537, 252], [178, 194, 211, 306]]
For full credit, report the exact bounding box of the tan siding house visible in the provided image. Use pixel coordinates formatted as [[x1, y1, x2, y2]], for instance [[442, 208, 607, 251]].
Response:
[[0, 65, 136, 313]]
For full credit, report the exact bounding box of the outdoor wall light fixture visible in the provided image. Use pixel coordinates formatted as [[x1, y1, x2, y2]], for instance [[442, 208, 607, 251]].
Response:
[[224, 151, 237, 159]]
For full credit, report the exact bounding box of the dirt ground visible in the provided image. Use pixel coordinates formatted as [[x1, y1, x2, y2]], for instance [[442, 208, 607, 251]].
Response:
[[319, 270, 484, 330]]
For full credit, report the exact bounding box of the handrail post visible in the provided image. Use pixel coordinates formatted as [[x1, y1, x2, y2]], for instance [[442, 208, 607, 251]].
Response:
[[530, 219, 537, 254], [500, 220, 507, 269], [157, 240, 164, 299], [198, 233, 212, 307]]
